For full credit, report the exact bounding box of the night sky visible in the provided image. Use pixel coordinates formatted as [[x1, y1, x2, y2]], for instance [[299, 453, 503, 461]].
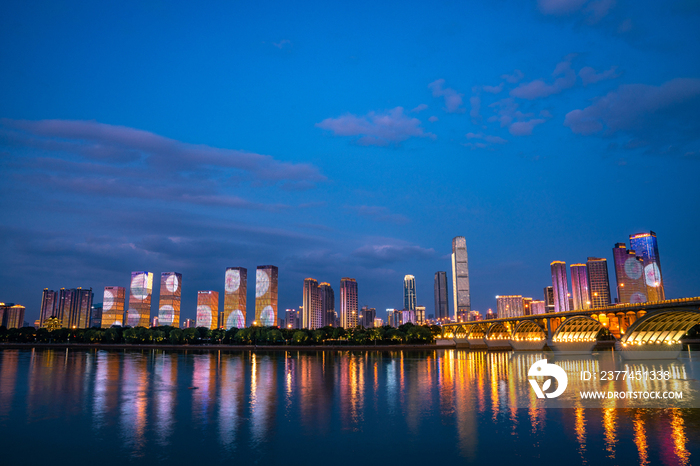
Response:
[[2, 1, 699, 324]]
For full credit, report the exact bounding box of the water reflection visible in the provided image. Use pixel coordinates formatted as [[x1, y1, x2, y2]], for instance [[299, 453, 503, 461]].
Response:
[[0, 348, 698, 465]]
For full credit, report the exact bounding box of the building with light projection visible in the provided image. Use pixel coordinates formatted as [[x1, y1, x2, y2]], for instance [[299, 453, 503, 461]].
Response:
[[196, 290, 219, 329], [255, 265, 278, 326], [158, 272, 182, 327], [223, 267, 247, 329]]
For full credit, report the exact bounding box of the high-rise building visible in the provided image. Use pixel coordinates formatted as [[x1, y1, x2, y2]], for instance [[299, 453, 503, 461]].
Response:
[[551, 261, 570, 313], [40, 289, 57, 327], [496, 295, 524, 318], [158, 272, 182, 328], [56, 288, 93, 329], [373, 318, 384, 328], [629, 231, 665, 302], [255, 265, 278, 326], [0, 304, 25, 329], [224, 267, 247, 329], [102, 286, 126, 328], [340, 278, 358, 328], [570, 264, 591, 310], [127, 272, 153, 327], [359, 306, 376, 327], [522, 297, 533, 316], [451, 237, 471, 322], [543, 286, 555, 313], [434, 271, 450, 321], [285, 309, 299, 329], [531, 300, 546, 315], [196, 291, 219, 329], [586, 257, 611, 308], [415, 305, 425, 325], [302, 278, 323, 329], [319, 282, 334, 327], [401, 309, 416, 324], [403, 275, 417, 311], [90, 303, 103, 328], [613, 243, 647, 304]]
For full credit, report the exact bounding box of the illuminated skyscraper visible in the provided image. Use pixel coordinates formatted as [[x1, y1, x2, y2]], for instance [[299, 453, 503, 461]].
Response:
[[523, 297, 533, 315], [550, 261, 570, 313], [255, 265, 278, 326], [570, 264, 591, 310], [434, 271, 449, 321], [451, 236, 471, 322], [340, 278, 358, 328], [629, 231, 665, 302], [56, 288, 93, 329], [158, 272, 182, 327], [0, 304, 25, 329], [496, 295, 524, 318], [586, 257, 611, 308], [127, 272, 153, 327], [403, 275, 416, 311], [102, 286, 126, 328], [285, 309, 299, 329], [40, 289, 57, 327], [302, 278, 323, 329], [319, 282, 335, 327], [613, 243, 647, 304], [543, 286, 555, 313], [196, 291, 219, 329], [224, 267, 247, 329], [531, 300, 546, 315]]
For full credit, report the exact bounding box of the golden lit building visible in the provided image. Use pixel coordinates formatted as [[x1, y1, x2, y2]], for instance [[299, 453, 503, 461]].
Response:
[[223, 267, 247, 329], [196, 291, 219, 329], [102, 286, 126, 328], [158, 272, 182, 327], [127, 272, 153, 327], [255, 265, 278, 326]]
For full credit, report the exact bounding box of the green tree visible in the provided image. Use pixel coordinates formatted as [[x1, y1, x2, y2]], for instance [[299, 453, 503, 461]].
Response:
[[169, 329, 183, 344], [182, 328, 198, 344]]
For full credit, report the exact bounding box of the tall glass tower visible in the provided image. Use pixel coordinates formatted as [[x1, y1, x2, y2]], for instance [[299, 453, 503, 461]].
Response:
[[319, 282, 335, 327], [403, 275, 417, 311], [550, 261, 570, 313], [196, 290, 219, 330], [224, 267, 247, 329], [102, 286, 126, 328], [255, 265, 278, 326], [629, 231, 665, 302], [613, 243, 647, 304], [586, 257, 611, 308], [434, 271, 449, 321], [340, 278, 358, 328], [451, 236, 471, 322], [158, 272, 182, 327], [570, 264, 591, 310]]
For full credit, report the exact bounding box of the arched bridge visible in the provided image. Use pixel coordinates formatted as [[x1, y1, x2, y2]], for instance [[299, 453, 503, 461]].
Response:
[[438, 297, 700, 355]]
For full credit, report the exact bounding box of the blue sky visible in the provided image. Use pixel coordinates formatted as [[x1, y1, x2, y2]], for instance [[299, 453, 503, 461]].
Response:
[[2, 0, 699, 324]]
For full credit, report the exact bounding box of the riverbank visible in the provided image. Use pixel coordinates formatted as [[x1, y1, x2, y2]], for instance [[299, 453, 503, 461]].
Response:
[[0, 342, 441, 352]]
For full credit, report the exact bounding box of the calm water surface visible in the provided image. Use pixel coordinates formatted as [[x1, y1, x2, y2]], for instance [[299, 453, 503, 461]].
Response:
[[0, 348, 698, 465]]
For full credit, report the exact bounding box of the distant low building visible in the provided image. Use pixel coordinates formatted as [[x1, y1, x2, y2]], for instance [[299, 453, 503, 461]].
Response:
[[416, 306, 426, 325], [373, 318, 384, 328], [0, 303, 26, 329]]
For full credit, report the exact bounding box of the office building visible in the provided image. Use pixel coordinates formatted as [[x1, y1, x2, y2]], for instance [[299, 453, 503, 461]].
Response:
[[56, 288, 93, 329], [451, 236, 471, 322], [630, 231, 665, 302], [102, 286, 126, 328], [127, 272, 153, 327], [531, 300, 546, 315], [183, 319, 195, 329], [523, 297, 533, 316], [255, 265, 278, 326], [403, 275, 417, 311], [550, 262, 570, 313], [415, 305, 425, 325], [40, 289, 58, 327], [401, 309, 416, 324], [485, 309, 497, 319], [302, 278, 323, 329], [319, 282, 335, 327], [434, 271, 450, 321], [543, 286, 555, 313], [158, 272, 182, 328], [386, 309, 398, 327], [0, 304, 25, 329], [196, 291, 219, 330], [285, 309, 299, 329], [570, 264, 591, 310], [224, 267, 247, 329], [360, 305, 376, 327], [90, 303, 103, 328], [497, 295, 524, 319], [340, 278, 358, 328], [467, 310, 482, 321], [586, 257, 612, 308], [613, 243, 647, 304], [373, 318, 384, 327]]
